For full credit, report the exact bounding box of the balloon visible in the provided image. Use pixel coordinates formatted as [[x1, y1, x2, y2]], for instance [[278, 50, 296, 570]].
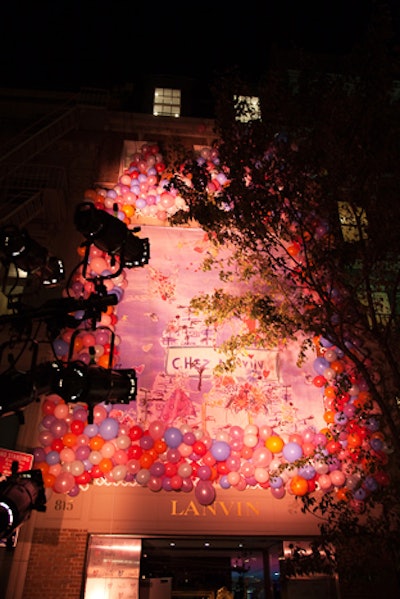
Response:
[[46, 451, 60, 466], [54, 471, 75, 494], [70, 460, 85, 477], [99, 417, 119, 440], [265, 435, 284, 453], [210, 441, 231, 461], [112, 465, 127, 482], [197, 465, 212, 480], [164, 427, 183, 448], [330, 470, 346, 487], [290, 475, 309, 496], [50, 419, 68, 438], [195, 480, 216, 506], [282, 442, 303, 463], [313, 357, 330, 374], [149, 420, 166, 440], [270, 486, 286, 499]]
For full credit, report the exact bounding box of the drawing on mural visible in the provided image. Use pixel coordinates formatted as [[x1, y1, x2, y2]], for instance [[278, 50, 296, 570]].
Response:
[[114, 226, 325, 437]]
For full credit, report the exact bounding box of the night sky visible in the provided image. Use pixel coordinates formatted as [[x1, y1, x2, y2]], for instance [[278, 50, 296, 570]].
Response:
[[0, 1, 396, 91]]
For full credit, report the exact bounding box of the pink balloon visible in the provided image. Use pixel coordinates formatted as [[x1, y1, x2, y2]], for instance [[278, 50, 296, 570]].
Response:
[[54, 403, 69, 420], [60, 448, 75, 463], [270, 486, 286, 499], [252, 446, 273, 468], [54, 471, 75, 494], [227, 471, 241, 486], [148, 420, 165, 440], [330, 469, 346, 487]]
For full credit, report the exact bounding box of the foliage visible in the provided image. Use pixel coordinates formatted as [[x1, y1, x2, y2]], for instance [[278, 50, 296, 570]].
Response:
[[167, 4, 400, 584]]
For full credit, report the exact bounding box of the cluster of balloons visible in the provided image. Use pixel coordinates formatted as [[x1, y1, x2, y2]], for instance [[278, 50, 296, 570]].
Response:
[[33, 144, 391, 510], [32, 348, 390, 508], [82, 143, 182, 224], [81, 144, 228, 226]]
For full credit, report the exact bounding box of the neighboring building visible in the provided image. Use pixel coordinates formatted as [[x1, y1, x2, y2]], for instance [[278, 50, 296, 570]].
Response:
[[0, 79, 396, 599]]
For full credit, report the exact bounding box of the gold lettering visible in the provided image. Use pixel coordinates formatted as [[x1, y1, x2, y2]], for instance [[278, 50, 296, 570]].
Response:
[[170, 499, 261, 517], [246, 502, 260, 516], [218, 501, 235, 516], [184, 501, 200, 516], [206, 504, 217, 516], [171, 500, 184, 516]]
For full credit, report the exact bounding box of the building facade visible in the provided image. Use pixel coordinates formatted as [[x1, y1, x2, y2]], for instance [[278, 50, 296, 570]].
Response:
[[0, 83, 397, 599]]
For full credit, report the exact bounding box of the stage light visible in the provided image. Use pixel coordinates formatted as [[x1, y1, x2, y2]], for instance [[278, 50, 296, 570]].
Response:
[[0, 468, 46, 544], [0, 225, 65, 286], [74, 202, 150, 269], [51, 361, 137, 422]]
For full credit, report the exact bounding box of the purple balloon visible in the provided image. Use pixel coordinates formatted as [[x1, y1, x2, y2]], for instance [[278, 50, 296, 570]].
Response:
[[46, 450, 61, 465], [282, 442, 303, 462], [33, 447, 46, 463], [99, 417, 119, 440], [164, 427, 183, 448], [210, 440, 231, 461], [195, 480, 216, 505], [197, 465, 211, 480]]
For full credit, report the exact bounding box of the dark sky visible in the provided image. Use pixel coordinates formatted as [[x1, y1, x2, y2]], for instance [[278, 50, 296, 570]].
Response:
[[0, 1, 394, 91]]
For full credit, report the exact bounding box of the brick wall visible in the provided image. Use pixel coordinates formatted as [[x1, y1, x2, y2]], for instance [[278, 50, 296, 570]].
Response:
[[23, 528, 88, 599]]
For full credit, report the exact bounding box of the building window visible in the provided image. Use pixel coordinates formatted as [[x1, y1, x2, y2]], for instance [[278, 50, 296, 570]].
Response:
[[338, 201, 368, 242], [234, 95, 261, 122], [358, 290, 392, 327], [83, 535, 142, 598], [153, 88, 181, 118]]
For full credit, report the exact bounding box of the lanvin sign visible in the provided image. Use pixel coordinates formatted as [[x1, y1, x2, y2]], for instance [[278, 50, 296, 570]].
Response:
[[170, 498, 261, 517]]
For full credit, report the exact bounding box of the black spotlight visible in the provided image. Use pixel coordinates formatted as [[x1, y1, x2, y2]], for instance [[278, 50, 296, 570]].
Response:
[[51, 361, 137, 422], [0, 466, 46, 545], [0, 225, 64, 286], [74, 202, 150, 268]]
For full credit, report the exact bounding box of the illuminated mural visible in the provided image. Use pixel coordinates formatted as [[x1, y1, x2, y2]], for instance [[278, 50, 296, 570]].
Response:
[[32, 144, 391, 509]]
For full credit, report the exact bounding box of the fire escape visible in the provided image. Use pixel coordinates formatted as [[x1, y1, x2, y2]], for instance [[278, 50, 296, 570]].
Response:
[[0, 88, 110, 242]]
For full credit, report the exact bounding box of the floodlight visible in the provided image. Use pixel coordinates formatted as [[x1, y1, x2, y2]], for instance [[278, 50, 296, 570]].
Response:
[[74, 202, 150, 269], [51, 361, 137, 422], [0, 468, 46, 543], [0, 225, 64, 286]]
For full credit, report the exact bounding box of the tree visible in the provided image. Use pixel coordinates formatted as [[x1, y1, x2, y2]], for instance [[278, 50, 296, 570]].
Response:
[[167, 3, 400, 588]]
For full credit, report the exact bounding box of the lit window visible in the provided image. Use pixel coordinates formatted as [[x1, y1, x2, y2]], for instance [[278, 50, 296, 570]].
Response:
[[234, 95, 261, 122], [153, 88, 181, 118], [338, 201, 368, 242]]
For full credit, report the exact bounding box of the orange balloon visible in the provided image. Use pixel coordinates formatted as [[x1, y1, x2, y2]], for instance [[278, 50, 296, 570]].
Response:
[[36, 462, 50, 476], [90, 435, 105, 451], [347, 433, 362, 448], [154, 439, 167, 454], [336, 487, 350, 502], [43, 472, 56, 488], [323, 410, 335, 424], [324, 386, 337, 399], [97, 354, 113, 368], [99, 457, 113, 473], [122, 204, 135, 218], [330, 360, 344, 374], [265, 435, 284, 453], [140, 453, 154, 469], [62, 433, 77, 448], [290, 475, 309, 496]]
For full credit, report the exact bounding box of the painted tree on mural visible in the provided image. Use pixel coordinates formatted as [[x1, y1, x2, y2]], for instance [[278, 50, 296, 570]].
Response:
[[168, 6, 400, 586]]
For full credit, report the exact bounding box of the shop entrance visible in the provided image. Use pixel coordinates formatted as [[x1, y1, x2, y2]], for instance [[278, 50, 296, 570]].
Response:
[[139, 536, 282, 599]]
